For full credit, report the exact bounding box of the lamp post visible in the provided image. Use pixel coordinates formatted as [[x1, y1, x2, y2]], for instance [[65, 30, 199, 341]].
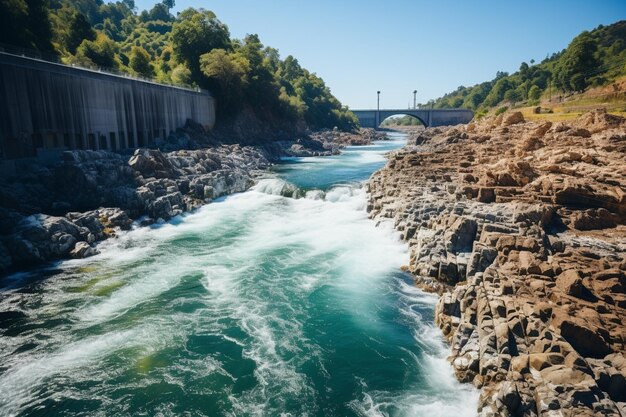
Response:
[[413, 90, 417, 109], [376, 91, 381, 127]]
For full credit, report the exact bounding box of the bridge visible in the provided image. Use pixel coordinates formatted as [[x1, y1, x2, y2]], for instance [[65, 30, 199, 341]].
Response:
[[352, 108, 474, 128]]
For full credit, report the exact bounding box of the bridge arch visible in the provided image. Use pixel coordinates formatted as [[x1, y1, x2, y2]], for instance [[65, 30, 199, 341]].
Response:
[[379, 113, 427, 127]]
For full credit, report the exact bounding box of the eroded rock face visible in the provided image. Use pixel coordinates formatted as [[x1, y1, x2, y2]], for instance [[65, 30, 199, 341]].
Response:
[[368, 109, 626, 416]]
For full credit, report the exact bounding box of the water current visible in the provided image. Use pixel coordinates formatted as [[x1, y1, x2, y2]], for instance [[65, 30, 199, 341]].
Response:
[[0, 132, 477, 416]]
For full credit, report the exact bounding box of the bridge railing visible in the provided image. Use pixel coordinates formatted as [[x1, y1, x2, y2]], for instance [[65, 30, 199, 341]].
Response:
[[0, 42, 207, 94]]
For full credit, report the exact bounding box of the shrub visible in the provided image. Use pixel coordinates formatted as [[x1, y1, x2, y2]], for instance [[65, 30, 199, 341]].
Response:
[[495, 106, 508, 116]]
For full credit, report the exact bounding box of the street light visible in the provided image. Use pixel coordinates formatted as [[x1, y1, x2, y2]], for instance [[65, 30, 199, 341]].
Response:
[[376, 91, 381, 127], [413, 90, 417, 109]]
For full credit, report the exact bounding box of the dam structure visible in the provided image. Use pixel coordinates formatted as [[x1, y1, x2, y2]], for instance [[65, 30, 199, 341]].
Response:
[[0, 51, 215, 163]]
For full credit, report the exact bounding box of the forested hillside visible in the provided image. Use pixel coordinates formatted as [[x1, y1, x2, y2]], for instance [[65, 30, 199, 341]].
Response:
[[0, 0, 358, 131], [424, 21, 626, 116]]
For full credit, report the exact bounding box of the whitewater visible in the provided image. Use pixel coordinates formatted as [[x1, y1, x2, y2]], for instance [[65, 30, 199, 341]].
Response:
[[0, 132, 477, 417]]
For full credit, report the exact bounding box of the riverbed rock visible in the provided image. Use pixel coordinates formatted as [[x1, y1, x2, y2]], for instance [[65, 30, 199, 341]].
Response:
[[69, 241, 98, 258], [0, 141, 274, 275], [367, 109, 626, 416]]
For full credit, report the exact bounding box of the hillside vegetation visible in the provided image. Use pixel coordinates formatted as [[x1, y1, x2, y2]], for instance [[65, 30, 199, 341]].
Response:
[[423, 21, 626, 119], [0, 0, 358, 131]]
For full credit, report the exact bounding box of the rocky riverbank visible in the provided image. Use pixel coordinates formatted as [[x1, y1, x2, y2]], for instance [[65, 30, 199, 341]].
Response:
[[0, 145, 272, 275], [0, 126, 384, 276], [367, 110, 626, 416], [279, 128, 388, 157]]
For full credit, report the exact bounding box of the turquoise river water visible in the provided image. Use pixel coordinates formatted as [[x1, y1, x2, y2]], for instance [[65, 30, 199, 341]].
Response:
[[0, 132, 477, 417]]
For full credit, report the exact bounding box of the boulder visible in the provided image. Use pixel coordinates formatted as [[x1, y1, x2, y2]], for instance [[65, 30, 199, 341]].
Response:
[[571, 208, 616, 231], [69, 241, 98, 259], [556, 269, 586, 298], [502, 112, 525, 126], [129, 148, 177, 179]]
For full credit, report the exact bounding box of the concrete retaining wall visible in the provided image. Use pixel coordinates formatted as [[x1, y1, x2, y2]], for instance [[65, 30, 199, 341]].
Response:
[[0, 52, 215, 160]]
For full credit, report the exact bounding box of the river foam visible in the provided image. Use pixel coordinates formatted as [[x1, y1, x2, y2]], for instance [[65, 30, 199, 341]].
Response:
[[0, 133, 477, 417]]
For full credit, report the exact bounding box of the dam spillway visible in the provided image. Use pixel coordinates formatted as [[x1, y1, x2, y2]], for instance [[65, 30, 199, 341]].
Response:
[[0, 52, 215, 161]]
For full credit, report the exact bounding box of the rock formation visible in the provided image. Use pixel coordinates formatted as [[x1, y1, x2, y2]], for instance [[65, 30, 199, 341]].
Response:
[[0, 145, 272, 274], [280, 128, 388, 157], [368, 110, 626, 416]]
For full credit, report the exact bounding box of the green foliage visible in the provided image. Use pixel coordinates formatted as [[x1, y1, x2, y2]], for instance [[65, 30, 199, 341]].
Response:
[[170, 8, 230, 78], [553, 31, 598, 92], [200, 48, 250, 110], [503, 88, 520, 104], [129, 45, 152, 76], [236, 34, 281, 110], [0, 0, 54, 52], [67, 12, 96, 53], [495, 106, 508, 116], [428, 21, 626, 111], [482, 77, 515, 108], [75, 32, 119, 69], [528, 84, 542, 101], [171, 64, 192, 85], [143, 3, 171, 22]]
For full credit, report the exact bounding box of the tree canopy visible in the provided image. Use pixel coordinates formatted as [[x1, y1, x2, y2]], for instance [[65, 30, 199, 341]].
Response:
[[423, 20, 626, 112]]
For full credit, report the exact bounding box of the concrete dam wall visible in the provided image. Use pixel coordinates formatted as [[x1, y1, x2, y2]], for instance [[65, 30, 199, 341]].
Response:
[[0, 52, 215, 160]]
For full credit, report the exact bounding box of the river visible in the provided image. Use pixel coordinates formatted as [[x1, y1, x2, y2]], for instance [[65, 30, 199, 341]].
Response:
[[0, 132, 477, 417]]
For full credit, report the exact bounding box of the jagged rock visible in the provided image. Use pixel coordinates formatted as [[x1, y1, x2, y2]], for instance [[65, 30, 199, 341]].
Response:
[[129, 148, 177, 179], [559, 320, 613, 359], [0, 141, 275, 273], [445, 217, 478, 253], [69, 241, 98, 258], [367, 110, 626, 416], [556, 269, 586, 298], [571, 208, 616, 231], [502, 111, 525, 126]]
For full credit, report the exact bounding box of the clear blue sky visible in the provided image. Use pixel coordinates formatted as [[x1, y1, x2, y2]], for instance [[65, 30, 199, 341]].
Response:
[[133, 0, 626, 109]]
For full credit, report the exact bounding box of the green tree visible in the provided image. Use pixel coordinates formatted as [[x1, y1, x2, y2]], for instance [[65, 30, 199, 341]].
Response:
[[67, 12, 96, 53], [0, 0, 54, 51], [75, 32, 119, 69], [171, 8, 230, 79], [171, 64, 192, 85], [528, 84, 542, 101], [129, 45, 153, 76], [237, 34, 281, 108], [554, 31, 598, 92], [200, 48, 249, 112], [280, 55, 303, 82], [519, 62, 530, 81], [503, 89, 520, 104], [146, 2, 170, 22], [482, 77, 514, 107]]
